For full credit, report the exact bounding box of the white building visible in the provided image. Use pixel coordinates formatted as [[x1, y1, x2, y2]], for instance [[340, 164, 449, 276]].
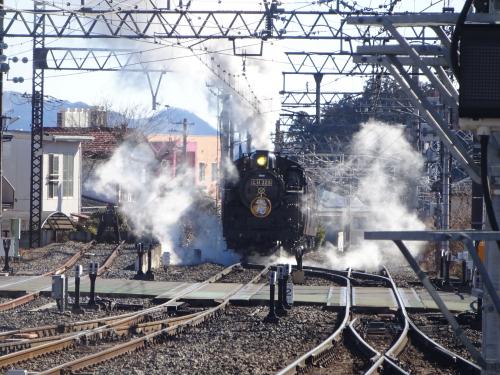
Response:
[[1, 131, 93, 241], [57, 107, 107, 128]]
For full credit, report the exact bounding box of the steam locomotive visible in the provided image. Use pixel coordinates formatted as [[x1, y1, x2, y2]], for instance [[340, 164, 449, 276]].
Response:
[[222, 150, 317, 266]]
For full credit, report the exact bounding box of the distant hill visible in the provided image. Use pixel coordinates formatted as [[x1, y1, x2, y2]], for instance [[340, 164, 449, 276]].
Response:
[[2, 91, 217, 135]]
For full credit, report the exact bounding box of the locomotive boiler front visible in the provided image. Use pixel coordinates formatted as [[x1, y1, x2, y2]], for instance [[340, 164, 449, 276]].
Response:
[[239, 152, 284, 219], [222, 150, 316, 257]]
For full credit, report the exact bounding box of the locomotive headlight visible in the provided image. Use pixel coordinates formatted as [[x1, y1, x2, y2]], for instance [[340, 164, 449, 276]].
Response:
[[256, 155, 267, 167]]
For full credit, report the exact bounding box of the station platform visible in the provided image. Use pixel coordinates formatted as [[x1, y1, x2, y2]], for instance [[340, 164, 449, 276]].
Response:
[[0, 276, 476, 312]]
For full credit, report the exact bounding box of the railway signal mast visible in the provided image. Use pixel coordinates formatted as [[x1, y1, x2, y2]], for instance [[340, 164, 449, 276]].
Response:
[[456, 1, 500, 373], [355, 1, 500, 372]]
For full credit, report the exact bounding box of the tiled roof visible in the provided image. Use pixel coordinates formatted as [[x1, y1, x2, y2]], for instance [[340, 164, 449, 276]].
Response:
[[44, 127, 129, 158]]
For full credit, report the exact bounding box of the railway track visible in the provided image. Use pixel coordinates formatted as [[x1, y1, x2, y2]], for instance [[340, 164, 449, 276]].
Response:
[[0, 241, 100, 312], [0, 263, 268, 373], [276, 268, 352, 374], [278, 267, 481, 375], [0, 261, 482, 374]]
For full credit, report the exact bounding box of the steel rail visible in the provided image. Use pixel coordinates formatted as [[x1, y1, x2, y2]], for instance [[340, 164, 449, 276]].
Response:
[[38, 265, 270, 374], [50, 240, 97, 276], [0, 310, 138, 341], [276, 268, 352, 375], [0, 308, 201, 354], [407, 318, 481, 374], [0, 262, 247, 369], [340, 269, 409, 375], [0, 241, 96, 312], [0, 310, 205, 355], [96, 241, 125, 276], [354, 267, 477, 375], [382, 268, 409, 359]]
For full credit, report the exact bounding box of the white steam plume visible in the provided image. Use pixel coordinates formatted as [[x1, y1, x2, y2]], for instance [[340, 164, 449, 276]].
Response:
[[314, 120, 426, 271], [87, 137, 237, 265]]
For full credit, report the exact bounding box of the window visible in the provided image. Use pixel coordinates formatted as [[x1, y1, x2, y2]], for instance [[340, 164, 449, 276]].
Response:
[[47, 154, 60, 198], [211, 163, 218, 182], [199, 162, 206, 182], [62, 154, 74, 197]]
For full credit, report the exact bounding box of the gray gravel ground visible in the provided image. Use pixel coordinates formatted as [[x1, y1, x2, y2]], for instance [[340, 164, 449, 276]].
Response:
[[103, 248, 228, 282], [410, 313, 482, 362], [88, 305, 338, 375], [218, 265, 263, 284], [355, 313, 398, 353], [100, 245, 138, 279], [9, 340, 125, 373], [0, 296, 154, 332], [385, 264, 421, 288], [301, 274, 341, 286], [310, 334, 365, 375], [7, 242, 87, 275], [398, 337, 462, 375]]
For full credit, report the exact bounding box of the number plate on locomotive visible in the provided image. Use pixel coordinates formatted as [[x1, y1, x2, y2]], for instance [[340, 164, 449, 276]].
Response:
[[250, 178, 273, 187]]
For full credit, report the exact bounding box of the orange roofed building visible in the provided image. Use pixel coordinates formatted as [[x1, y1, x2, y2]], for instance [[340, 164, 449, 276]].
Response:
[[148, 134, 221, 200]]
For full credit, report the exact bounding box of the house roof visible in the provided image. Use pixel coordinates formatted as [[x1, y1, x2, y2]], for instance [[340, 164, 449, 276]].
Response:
[[43, 127, 130, 158]]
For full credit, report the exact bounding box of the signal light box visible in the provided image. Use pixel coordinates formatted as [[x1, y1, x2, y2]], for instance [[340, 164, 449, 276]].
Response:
[[459, 24, 500, 119]]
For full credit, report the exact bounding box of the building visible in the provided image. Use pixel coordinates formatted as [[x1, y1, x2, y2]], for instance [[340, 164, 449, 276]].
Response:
[[1, 130, 92, 244], [148, 134, 220, 199], [57, 107, 107, 128], [43, 127, 130, 211]]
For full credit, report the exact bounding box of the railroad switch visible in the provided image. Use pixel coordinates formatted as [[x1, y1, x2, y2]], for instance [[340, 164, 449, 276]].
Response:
[[275, 266, 288, 317], [364, 321, 388, 337], [135, 242, 145, 280], [263, 271, 279, 324], [51, 275, 65, 312], [72, 264, 85, 315], [145, 245, 154, 281], [88, 262, 99, 308], [282, 264, 293, 310], [2, 238, 11, 273], [363, 320, 402, 338]]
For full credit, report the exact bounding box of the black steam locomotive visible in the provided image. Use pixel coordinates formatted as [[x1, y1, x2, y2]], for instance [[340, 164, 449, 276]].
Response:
[[222, 150, 317, 265]]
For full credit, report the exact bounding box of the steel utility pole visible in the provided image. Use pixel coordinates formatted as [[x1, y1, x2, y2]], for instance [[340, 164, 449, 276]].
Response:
[[313, 73, 323, 126], [182, 118, 187, 165], [0, 0, 4, 234], [29, 1, 45, 248]]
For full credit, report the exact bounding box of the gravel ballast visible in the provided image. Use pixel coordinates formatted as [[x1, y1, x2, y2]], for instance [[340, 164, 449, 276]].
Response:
[[90, 305, 338, 375], [410, 313, 482, 362], [0, 296, 154, 331], [102, 246, 227, 282], [8, 242, 87, 275]]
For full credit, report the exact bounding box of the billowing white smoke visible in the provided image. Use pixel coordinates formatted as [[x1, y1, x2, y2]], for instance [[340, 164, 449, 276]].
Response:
[[89, 1, 281, 150], [315, 120, 426, 270], [88, 137, 237, 265]]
